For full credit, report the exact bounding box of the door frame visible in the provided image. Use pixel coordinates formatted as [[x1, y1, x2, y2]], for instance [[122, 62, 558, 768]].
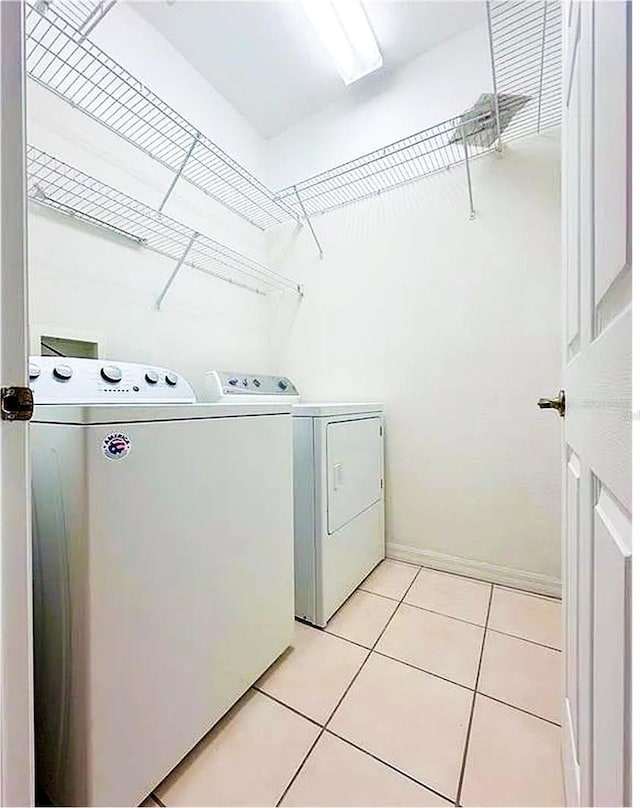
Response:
[[0, 3, 34, 805]]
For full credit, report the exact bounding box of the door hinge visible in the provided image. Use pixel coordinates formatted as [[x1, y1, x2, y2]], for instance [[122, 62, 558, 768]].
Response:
[[1, 386, 34, 421]]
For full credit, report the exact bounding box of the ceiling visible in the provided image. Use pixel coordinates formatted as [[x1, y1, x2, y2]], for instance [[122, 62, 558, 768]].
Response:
[[132, 1, 486, 139]]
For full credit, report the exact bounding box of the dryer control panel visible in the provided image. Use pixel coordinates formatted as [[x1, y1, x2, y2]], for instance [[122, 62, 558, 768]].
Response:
[[29, 357, 196, 404], [204, 370, 300, 402]]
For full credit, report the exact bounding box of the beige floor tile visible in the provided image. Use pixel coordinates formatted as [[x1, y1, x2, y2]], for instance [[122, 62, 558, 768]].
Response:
[[281, 732, 451, 807], [329, 652, 472, 801], [404, 569, 491, 626], [479, 630, 563, 723], [325, 590, 398, 648], [156, 689, 320, 807], [489, 588, 562, 649], [140, 797, 159, 807], [376, 604, 484, 688], [256, 622, 368, 723], [359, 560, 419, 600], [460, 695, 564, 807]]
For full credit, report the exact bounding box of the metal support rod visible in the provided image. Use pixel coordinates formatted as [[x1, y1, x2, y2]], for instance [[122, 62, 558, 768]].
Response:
[[77, 0, 118, 42], [155, 232, 199, 309], [158, 133, 200, 212], [461, 128, 476, 221], [294, 185, 323, 259], [536, 1, 549, 133], [485, 1, 503, 152]]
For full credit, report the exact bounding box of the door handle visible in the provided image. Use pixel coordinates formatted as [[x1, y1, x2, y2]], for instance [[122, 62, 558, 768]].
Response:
[[537, 389, 565, 417], [332, 462, 343, 490]]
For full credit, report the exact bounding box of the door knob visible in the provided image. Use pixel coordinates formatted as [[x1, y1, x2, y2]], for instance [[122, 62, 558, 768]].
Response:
[[537, 389, 565, 417]]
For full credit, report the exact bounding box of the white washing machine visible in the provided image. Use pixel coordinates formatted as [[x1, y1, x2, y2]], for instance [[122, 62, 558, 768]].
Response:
[[30, 357, 294, 807], [204, 371, 385, 627]]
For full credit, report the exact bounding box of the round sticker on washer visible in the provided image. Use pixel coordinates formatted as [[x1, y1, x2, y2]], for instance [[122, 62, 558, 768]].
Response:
[[102, 432, 132, 461]]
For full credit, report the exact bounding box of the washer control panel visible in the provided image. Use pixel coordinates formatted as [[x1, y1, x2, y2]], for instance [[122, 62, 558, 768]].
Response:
[[29, 357, 196, 404], [204, 370, 299, 402]]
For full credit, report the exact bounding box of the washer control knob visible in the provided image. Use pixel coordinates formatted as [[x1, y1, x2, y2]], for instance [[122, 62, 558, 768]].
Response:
[[278, 379, 288, 391], [29, 363, 41, 380], [229, 378, 239, 386], [53, 364, 73, 381], [101, 365, 123, 383], [253, 378, 261, 387], [242, 378, 248, 387], [165, 372, 178, 386], [145, 370, 159, 384]]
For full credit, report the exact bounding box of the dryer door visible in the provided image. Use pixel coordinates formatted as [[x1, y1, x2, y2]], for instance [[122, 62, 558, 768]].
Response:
[[326, 416, 382, 534]]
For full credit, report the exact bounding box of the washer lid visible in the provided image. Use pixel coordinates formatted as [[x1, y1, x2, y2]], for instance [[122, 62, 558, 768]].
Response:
[[293, 402, 383, 417]]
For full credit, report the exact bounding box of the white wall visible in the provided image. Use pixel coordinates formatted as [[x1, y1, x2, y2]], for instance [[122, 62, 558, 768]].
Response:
[[93, 3, 268, 182], [267, 23, 491, 189], [268, 134, 562, 590]]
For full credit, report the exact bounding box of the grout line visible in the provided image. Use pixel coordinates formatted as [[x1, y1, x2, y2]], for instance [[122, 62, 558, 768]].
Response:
[[454, 584, 494, 806], [149, 794, 165, 807], [253, 687, 324, 729], [491, 581, 562, 602], [398, 600, 488, 629], [371, 649, 475, 693], [275, 728, 324, 807], [358, 585, 403, 602], [323, 727, 456, 806], [485, 625, 563, 652], [475, 692, 562, 728]]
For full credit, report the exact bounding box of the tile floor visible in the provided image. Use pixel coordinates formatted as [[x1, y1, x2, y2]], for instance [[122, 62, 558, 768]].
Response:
[[144, 561, 565, 808]]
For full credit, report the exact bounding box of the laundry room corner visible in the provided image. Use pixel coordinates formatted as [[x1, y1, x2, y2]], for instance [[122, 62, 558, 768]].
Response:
[[265, 116, 562, 598]]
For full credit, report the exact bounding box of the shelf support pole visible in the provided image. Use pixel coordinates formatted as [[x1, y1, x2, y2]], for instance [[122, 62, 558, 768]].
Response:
[[294, 185, 323, 259], [485, 1, 503, 152], [77, 0, 118, 42], [461, 127, 476, 221], [158, 133, 200, 212], [155, 232, 199, 310], [536, 1, 549, 133]]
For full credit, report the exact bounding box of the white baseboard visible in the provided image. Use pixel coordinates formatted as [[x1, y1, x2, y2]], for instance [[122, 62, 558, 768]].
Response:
[[386, 542, 562, 598], [562, 698, 580, 807]]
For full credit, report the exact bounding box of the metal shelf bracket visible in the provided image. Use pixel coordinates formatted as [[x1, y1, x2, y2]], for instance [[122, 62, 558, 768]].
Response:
[[294, 185, 323, 259], [461, 128, 477, 221], [155, 231, 199, 310], [158, 133, 200, 212]]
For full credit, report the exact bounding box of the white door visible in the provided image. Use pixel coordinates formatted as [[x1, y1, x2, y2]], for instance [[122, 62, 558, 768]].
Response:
[[558, 2, 631, 806], [326, 417, 383, 534], [0, 3, 34, 806]]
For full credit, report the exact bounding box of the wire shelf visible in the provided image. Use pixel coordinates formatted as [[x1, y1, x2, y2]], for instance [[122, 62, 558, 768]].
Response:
[[34, 0, 118, 39], [276, 1, 561, 220], [25, 3, 299, 230], [486, 0, 562, 144], [27, 146, 302, 300], [275, 114, 491, 218]]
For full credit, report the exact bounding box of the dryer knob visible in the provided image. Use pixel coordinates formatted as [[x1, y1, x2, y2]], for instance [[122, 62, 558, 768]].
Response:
[[145, 370, 159, 384], [53, 364, 73, 381], [253, 378, 261, 387], [278, 379, 288, 391], [165, 372, 178, 386], [101, 365, 123, 383], [29, 363, 41, 380]]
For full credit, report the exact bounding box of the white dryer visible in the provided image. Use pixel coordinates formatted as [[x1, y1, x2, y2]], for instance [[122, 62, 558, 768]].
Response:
[[204, 371, 385, 627], [30, 358, 294, 807]]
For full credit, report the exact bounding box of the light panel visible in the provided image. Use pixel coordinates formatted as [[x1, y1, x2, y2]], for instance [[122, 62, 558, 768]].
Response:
[[302, 0, 382, 85]]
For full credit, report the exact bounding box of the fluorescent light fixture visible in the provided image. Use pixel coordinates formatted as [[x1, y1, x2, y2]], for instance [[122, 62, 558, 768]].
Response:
[[302, 0, 382, 85]]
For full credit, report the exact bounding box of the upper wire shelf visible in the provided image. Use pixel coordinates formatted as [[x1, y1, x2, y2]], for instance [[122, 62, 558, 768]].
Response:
[[486, 0, 562, 144], [27, 146, 301, 301], [276, 114, 491, 219], [33, 0, 118, 41], [25, 2, 298, 231]]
